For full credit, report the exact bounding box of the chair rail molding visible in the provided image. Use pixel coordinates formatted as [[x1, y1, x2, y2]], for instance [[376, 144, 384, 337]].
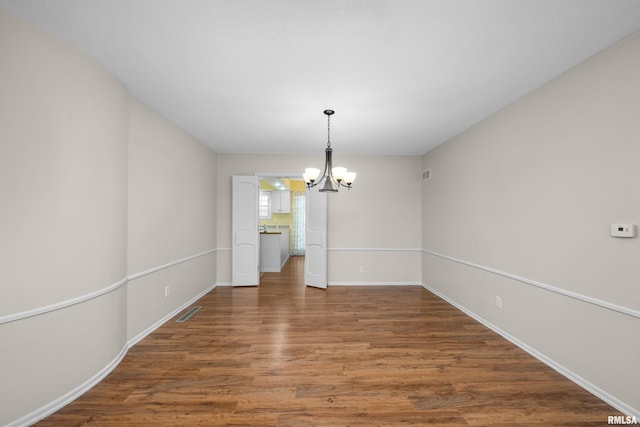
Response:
[[1, 248, 218, 325], [421, 248, 639, 319]]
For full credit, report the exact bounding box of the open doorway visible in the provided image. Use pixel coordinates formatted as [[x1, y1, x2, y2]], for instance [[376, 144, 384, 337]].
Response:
[[258, 175, 306, 281], [232, 174, 327, 288]]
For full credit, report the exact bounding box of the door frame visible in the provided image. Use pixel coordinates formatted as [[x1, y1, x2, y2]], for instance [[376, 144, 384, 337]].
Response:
[[253, 172, 327, 287]]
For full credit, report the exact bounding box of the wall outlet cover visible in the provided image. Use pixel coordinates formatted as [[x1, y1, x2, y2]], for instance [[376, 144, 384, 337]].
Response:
[[610, 224, 636, 238]]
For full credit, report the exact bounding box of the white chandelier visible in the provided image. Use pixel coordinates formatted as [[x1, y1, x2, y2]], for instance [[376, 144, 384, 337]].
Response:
[[303, 109, 356, 192]]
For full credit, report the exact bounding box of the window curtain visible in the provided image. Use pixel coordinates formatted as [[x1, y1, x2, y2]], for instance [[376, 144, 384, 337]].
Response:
[[292, 191, 306, 255]]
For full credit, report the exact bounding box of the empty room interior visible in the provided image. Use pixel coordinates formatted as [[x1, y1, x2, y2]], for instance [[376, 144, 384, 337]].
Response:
[[1, 1, 639, 426]]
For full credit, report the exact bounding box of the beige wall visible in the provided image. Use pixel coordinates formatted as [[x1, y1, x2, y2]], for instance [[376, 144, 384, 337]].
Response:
[[127, 98, 217, 341], [0, 8, 128, 425], [216, 153, 422, 284], [421, 31, 640, 415], [0, 9, 219, 426]]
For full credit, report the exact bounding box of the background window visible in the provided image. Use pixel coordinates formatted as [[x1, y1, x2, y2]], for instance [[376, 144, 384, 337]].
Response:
[[259, 191, 271, 219]]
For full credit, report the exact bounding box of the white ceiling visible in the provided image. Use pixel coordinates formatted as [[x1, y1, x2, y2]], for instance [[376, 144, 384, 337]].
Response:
[[3, 1, 640, 155]]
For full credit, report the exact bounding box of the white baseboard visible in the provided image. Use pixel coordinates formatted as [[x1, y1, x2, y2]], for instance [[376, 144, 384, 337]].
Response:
[[216, 281, 233, 287], [280, 254, 290, 270], [10, 282, 217, 427], [329, 281, 422, 286], [8, 345, 128, 427], [217, 281, 421, 287], [422, 282, 639, 419], [128, 283, 216, 347]]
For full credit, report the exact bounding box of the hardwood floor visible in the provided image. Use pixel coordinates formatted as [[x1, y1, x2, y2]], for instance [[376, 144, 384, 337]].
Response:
[[37, 256, 619, 426]]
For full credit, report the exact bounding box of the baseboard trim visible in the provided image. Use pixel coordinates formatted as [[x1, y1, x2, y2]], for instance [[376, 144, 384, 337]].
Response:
[[216, 281, 421, 287], [7, 344, 129, 427], [216, 282, 233, 287], [280, 254, 290, 270], [329, 281, 422, 286], [128, 283, 217, 347], [421, 248, 640, 320], [328, 247, 421, 252], [422, 282, 639, 419], [8, 282, 217, 427]]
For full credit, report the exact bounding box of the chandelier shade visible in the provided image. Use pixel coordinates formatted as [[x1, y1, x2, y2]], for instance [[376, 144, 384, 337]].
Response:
[[303, 110, 356, 192]]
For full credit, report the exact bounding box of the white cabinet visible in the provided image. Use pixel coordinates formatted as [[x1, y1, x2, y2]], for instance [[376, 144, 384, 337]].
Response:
[[260, 228, 290, 272], [271, 190, 290, 213]]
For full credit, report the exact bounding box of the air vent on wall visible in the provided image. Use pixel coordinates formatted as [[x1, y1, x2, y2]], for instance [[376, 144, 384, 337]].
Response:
[[422, 169, 431, 181]]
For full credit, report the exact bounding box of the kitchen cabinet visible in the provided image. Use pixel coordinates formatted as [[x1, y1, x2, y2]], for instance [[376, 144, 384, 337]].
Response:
[[260, 227, 290, 272], [271, 190, 290, 213]]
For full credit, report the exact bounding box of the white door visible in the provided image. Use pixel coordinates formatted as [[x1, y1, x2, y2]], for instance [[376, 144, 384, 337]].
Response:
[[305, 186, 327, 288], [232, 176, 260, 286]]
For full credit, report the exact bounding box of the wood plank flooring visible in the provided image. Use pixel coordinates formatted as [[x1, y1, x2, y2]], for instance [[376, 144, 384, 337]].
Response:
[[37, 256, 620, 426]]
